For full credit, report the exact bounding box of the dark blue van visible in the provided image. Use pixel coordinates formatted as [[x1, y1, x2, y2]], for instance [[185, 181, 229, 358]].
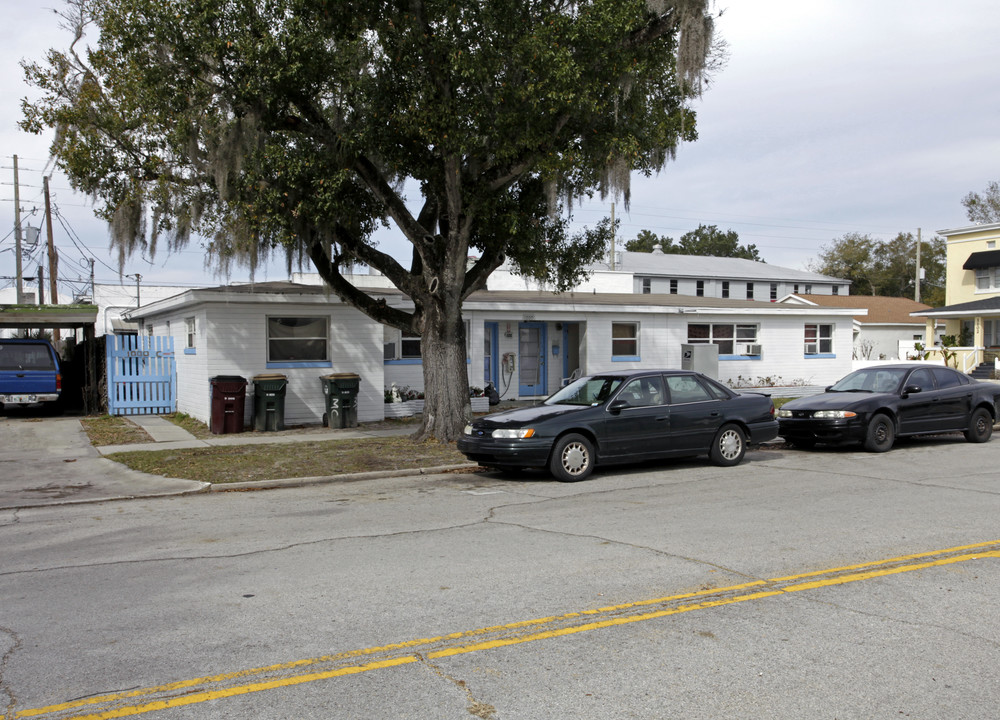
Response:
[[0, 338, 62, 410]]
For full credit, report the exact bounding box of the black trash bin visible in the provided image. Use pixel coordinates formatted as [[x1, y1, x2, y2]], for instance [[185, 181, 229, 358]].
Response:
[[209, 376, 247, 435], [321, 373, 361, 428], [252, 373, 287, 432]]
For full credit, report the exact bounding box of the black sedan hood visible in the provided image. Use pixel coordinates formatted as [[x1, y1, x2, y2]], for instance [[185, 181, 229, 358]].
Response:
[[476, 403, 590, 427], [783, 391, 888, 410]]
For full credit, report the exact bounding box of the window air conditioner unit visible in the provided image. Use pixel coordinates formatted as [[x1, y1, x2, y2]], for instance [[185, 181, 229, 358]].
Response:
[[804, 343, 818, 355], [737, 343, 762, 356]]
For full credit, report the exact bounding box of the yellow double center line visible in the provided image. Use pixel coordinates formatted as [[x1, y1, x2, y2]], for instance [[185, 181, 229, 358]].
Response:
[[17, 539, 1000, 720]]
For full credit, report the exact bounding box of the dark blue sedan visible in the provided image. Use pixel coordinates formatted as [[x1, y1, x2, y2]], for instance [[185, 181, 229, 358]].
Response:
[[458, 369, 778, 482]]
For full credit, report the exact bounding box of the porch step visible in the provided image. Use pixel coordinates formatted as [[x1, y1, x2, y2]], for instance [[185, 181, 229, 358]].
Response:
[[969, 362, 994, 379]]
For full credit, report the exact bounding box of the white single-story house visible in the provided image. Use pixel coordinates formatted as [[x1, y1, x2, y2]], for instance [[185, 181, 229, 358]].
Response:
[[128, 281, 857, 426], [126, 282, 385, 426], [382, 288, 857, 401], [779, 294, 939, 361]]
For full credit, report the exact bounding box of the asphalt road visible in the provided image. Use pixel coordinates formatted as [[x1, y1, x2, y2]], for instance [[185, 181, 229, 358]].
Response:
[[2, 431, 999, 719]]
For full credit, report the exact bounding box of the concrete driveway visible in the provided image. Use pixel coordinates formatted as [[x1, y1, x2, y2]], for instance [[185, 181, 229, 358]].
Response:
[[0, 415, 207, 509]]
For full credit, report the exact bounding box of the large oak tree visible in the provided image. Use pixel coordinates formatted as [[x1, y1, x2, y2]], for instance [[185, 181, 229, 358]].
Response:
[[22, 0, 716, 440]]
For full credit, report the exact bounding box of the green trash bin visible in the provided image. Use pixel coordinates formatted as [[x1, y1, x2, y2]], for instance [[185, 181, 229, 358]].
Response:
[[252, 373, 287, 432], [321, 373, 360, 428]]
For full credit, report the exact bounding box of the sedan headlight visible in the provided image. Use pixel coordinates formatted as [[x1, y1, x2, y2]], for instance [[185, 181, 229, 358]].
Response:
[[812, 410, 857, 419], [463, 424, 474, 435], [776, 409, 792, 418], [491, 428, 536, 439]]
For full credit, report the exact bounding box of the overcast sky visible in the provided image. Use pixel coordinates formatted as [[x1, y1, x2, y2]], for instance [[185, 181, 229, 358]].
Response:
[[2, 0, 998, 296]]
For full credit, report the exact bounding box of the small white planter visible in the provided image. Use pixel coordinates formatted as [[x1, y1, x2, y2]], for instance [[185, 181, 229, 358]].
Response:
[[384, 403, 414, 418], [470, 396, 489, 413]]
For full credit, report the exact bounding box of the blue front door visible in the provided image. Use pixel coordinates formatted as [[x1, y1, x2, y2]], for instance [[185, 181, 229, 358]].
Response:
[[518, 323, 547, 396]]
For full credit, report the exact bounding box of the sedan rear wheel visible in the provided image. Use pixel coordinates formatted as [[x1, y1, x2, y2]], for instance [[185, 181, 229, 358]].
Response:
[[863, 413, 895, 452], [964, 407, 994, 443], [549, 433, 594, 482], [709, 424, 747, 467]]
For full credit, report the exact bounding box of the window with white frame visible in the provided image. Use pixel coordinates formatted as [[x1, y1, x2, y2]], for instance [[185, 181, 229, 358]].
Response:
[[688, 323, 759, 355], [267, 316, 328, 362], [185, 317, 196, 349], [611, 322, 639, 358], [696, 280, 705, 297], [401, 332, 422, 358], [641, 278, 651, 294], [146, 324, 154, 336], [770, 283, 778, 301], [832, 285, 840, 295], [721, 281, 730, 299], [669, 279, 678, 294], [746, 282, 754, 300], [804, 284, 813, 294], [974, 267, 1000, 291], [804, 324, 833, 355]]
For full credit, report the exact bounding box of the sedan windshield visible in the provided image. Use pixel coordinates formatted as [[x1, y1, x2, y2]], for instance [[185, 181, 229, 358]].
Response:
[[829, 368, 907, 394], [545, 376, 624, 406]]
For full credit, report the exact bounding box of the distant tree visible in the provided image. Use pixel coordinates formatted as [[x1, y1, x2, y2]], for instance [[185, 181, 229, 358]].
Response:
[[677, 224, 760, 260], [962, 181, 1000, 224], [625, 224, 760, 260], [811, 232, 945, 306], [625, 229, 677, 253]]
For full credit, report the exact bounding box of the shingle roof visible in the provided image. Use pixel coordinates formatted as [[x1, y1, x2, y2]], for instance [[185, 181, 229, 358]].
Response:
[[790, 294, 932, 324]]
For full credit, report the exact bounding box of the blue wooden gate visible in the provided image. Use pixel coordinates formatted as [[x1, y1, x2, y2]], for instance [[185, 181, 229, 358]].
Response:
[[106, 335, 177, 415]]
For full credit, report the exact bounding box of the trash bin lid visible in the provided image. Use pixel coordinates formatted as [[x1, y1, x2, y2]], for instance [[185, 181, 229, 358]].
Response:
[[321, 373, 360, 379], [252, 373, 287, 381], [211, 375, 247, 384]]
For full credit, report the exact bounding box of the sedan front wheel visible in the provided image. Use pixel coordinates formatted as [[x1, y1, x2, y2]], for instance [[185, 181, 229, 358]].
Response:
[[863, 413, 895, 452], [549, 433, 595, 482]]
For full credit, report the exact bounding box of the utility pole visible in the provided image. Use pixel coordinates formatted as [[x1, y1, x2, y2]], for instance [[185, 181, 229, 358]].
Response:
[[13, 154, 24, 303], [37, 266, 44, 305], [44, 176, 61, 341], [915, 228, 922, 303], [132, 273, 142, 307]]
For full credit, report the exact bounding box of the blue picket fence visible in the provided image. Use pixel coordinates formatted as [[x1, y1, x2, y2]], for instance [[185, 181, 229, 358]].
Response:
[[105, 335, 177, 415]]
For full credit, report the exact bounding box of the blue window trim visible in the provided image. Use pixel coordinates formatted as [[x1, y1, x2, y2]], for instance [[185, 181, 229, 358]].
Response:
[[720, 354, 761, 361], [266, 361, 332, 369], [183, 348, 197, 355], [612, 355, 641, 362], [385, 358, 423, 366], [805, 353, 836, 359]]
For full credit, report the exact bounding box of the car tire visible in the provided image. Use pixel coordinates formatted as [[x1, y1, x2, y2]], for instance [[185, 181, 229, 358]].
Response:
[[709, 424, 746, 466], [549, 433, 595, 482], [863, 413, 895, 452], [964, 407, 993, 443]]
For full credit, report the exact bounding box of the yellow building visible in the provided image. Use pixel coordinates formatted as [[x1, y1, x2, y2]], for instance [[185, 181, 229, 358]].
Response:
[[916, 222, 1000, 373]]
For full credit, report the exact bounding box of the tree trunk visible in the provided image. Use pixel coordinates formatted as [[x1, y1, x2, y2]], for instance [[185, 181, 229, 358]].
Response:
[[413, 297, 471, 443]]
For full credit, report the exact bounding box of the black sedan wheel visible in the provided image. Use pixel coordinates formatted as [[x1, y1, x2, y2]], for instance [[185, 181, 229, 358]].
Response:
[[863, 413, 895, 452], [709, 424, 746, 467], [549, 433, 595, 482], [964, 407, 994, 443]]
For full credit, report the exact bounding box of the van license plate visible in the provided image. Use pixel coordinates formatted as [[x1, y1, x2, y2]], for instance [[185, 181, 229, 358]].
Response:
[[2, 395, 35, 403]]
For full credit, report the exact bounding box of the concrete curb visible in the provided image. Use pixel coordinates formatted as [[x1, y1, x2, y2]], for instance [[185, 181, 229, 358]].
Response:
[[208, 463, 480, 492], [0, 482, 213, 511]]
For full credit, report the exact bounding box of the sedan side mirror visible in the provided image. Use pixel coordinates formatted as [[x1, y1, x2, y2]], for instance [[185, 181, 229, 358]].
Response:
[[902, 384, 922, 396], [607, 399, 629, 414]]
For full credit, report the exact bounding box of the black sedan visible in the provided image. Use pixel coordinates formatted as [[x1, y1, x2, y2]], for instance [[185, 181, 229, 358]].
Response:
[[777, 363, 1000, 452], [458, 369, 778, 482]]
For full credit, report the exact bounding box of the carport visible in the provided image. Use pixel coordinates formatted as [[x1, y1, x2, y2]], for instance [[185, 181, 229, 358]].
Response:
[[0, 303, 101, 413]]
